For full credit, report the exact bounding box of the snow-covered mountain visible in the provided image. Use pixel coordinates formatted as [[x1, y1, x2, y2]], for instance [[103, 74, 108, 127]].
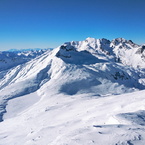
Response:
[[0, 48, 50, 71], [0, 38, 145, 145], [60, 37, 145, 68]]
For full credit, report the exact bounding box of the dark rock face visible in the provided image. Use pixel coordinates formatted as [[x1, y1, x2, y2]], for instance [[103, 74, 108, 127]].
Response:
[[136, 46, 145, 54], [141, 46, 145, 53]]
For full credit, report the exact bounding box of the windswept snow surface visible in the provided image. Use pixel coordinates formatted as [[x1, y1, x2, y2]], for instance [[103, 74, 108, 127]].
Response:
[[0, 38, 145, 144], [1, 90, 145, 145]]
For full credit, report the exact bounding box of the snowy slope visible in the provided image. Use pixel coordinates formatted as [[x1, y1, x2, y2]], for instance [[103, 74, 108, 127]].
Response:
[[1, 86, 145, 145], [0, 38, 145, 144]]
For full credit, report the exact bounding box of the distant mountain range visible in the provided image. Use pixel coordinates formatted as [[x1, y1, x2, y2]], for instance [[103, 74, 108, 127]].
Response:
[[0, 48, 51, 71]]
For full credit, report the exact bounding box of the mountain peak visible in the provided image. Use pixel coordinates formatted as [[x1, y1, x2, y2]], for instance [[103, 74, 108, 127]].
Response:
[[111, 38, 127, 44], [85, 37, 96, 43]]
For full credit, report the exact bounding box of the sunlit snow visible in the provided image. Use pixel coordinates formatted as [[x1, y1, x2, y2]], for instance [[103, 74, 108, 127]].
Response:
[[0, 38, 145, 145]]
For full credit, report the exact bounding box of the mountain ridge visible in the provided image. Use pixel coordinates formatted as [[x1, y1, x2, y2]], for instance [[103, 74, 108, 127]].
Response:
[[58, 37, 145, 68]]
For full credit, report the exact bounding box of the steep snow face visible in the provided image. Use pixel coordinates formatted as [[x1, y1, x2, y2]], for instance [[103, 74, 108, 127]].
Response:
[[111, 39, 145, 68], [0, 49, 50, 71], [55, 42, 145, 94]]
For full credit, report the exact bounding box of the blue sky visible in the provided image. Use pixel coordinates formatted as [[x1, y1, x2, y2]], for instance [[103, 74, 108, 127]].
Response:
[[0, 0, 145, 50]]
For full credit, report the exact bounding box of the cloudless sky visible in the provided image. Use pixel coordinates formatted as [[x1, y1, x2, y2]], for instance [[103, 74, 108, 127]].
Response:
[[0, 0, 145, 50]]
